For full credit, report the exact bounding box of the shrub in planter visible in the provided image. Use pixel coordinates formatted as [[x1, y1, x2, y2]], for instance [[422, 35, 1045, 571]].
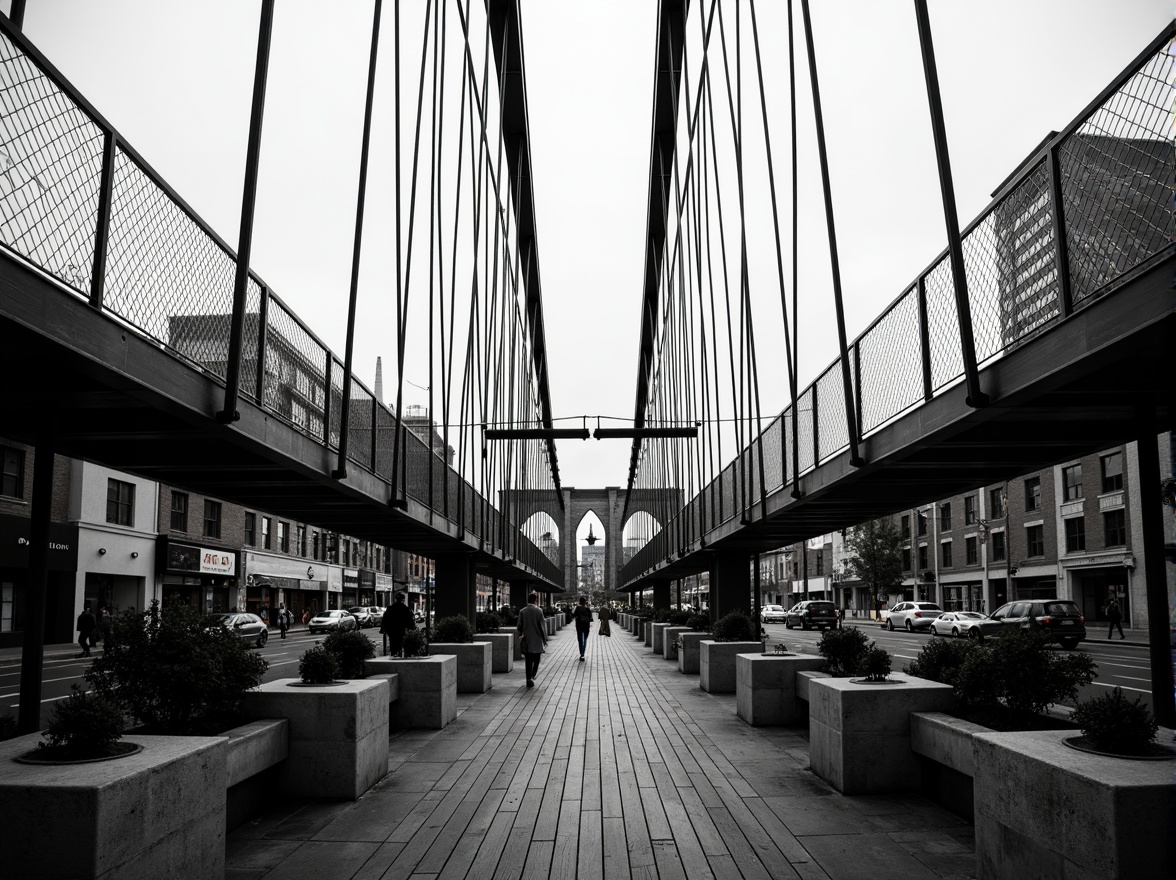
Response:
[[818, 626, 870, 677], [299, 646, 340, 683], [38, 685, 126, 759], [711, 611, 756, 642], [322, 629, 376, 678], [476, 611, 503, 633], [433, 615, 475, 643], [401, 629, 428, 657], [687, 614, 712, 632], [498, 605, 518, 626], [86, 601, 267, 735], [652, 607, 672, 623], [636, 607, 655, 620], [1072, 686, 1159, 755], [859, 645, 892, 682], [668, 611, 692, 626], [906, 636, 978, 687]]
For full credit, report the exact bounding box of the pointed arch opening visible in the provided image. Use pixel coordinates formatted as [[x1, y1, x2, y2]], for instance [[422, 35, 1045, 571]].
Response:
[[522, 512, 560, 563], [622, 511, 662, 565]]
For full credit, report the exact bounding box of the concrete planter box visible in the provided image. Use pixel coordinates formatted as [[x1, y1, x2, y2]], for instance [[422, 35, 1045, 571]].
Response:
[[808, 673, 954, 794], [481, 632, 514, 673], [677, 631, 708, 673], [430, 642, 493, 693], [644, 621, 653, 647], [0, 731, 228, 879], [736, 653, 825, 726], [382, 655, 458, 730], [651, 622, 671, 653], [662, 626, 690, 660], [796, 669, 830, 702], [973, 730, 1175, 880], [224, 718, 289, 788], [699, 641, 762, 693], [242, 677, 390, 801], [910, 711, 989, 778], [498, 627, 523, 660]]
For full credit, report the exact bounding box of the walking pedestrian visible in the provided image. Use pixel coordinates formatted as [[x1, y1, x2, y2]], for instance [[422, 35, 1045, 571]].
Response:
[[517, 592, 548, 687], [381, 592, 416, 656], [96, 605, 113, 651], [598, 603, 612, 637], [278, 603, 290, 639], [1104, 593, 1125, 640], [573, 597, 593, 661], [76, 604, 96, 658]]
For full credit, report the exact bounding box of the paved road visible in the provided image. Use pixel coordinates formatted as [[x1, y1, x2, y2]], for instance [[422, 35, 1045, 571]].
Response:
[[762, 621, 1161, 713], [0, 626, 386, 728]]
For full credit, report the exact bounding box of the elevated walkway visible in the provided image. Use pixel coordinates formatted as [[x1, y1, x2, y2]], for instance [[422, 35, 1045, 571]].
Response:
[[226, 625, 973, 879]]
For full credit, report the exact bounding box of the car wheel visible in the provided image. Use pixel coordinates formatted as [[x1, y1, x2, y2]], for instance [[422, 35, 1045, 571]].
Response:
[[951, 627, 960, 638], [1060, 638, 1079, 650], [887, 619, 894, 631], [784, 619, 791, 630], [800, 620, 809, 631], [968, 628, 980, 640], [905, 620, 913, 632], [256, 630, 268, 648]]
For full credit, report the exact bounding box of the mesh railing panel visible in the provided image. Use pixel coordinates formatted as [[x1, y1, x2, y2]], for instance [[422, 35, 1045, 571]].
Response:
[[262, 297, 329, 432], [1059, 45, 1175, 303], [781, 407, 795, 492], [329, 359, 344, 450], [858, 287, 922, 433], [759, 413, 785, 493], [0, 32, 103, 291], [923, 255, 965, 392], [815, 362, 849, 463], [106, 150, 239, 355], [346, 383, 374, 471], [796, 386, 815, 474], [373, 405, 397, 480]]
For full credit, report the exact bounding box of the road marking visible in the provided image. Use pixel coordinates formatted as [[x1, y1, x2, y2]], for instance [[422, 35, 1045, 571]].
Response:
[[1091, 681, 1150, 694], [7, 691, 85, 708]]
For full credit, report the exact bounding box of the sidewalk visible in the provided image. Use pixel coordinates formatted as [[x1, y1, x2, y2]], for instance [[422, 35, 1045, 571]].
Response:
[[225, 626, 976, 880]]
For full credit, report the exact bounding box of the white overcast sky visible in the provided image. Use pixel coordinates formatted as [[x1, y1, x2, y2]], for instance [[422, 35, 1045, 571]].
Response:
[[8, 0, 1174, 502]]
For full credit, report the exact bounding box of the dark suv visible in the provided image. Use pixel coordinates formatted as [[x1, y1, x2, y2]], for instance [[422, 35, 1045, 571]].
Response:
[[989, 599, 1086, 649], [784, 600, 838, 630]]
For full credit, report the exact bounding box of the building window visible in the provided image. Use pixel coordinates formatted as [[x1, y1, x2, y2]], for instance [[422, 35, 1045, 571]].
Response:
[[244, 512, 256, 546], [917, 512, 927, 537], [901, 515, 910, 540], [1025, 477, 1041, 511], [991, 531, 1006, 562], [106, 479, 134, 526], [965, 536, 978, 565], [917, 544, 928, 570], [940, 503, 951, 531], [989, 486, 1005, 519], [1062, 464, 1083, 501], [342, 539, 351, 567], [278, 522, 289, 553], [1026, 524, 1044, 557], [1, 446, 25, 498], [901, 547, 911, 571], [1101, 452, 1123, 493], [203, 500, 221, 539], [262, 517, 271, 550], [816, 553, 823, 576], [297, 525, 306, 557], [941, 542, 953, 567], [964, 495, 977, 525], [312, 530, 320, 561], [1104, 509, 1126, 546], [170, 491, 188, 531], [1064, 517, 1085, 553]]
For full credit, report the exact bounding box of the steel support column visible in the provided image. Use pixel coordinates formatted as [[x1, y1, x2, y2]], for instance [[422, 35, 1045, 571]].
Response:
[[434, 553, 477, 628], [18, 417, 55, 734], [1136, 426, 1176, 728], [710, 550, 751, 620]]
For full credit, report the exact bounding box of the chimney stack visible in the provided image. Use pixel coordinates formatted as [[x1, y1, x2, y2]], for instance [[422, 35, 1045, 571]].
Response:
[[374, 356, 383, 404]]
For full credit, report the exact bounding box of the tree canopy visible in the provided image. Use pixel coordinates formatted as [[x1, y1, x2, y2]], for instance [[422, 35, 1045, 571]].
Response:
[[843, 517, 904, 610]]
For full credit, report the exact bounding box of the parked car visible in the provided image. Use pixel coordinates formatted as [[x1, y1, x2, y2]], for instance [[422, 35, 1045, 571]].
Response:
[[208, 612, 268, 648], [784, 600, 838, 630], [928, 611, 1002, 639], [760, 604, 788, 623], [988, 599, 1086, 649], [364, 606, 384, 628], [885, 601, 943, 632], [308, 609, 358, 635], [346, 606, 373, 628]]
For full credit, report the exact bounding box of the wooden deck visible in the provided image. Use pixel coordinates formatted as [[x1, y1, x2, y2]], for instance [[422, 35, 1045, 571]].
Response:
[[226, 626, 975, 880]]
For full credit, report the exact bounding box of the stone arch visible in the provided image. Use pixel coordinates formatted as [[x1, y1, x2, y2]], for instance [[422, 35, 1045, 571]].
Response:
[[621, 510, 663, 567], [521, 511, 560, 564]]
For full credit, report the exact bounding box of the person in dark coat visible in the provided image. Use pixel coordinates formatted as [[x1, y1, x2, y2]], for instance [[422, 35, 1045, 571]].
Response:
[[598, 604, 612, 637], [76, 604, 96, 658], [381, 592, 416, 656], [1105, 594, 1125, 639], [96, 605, 113, 651], [516, 592, 548, 687], [572, 597, 593, 661]]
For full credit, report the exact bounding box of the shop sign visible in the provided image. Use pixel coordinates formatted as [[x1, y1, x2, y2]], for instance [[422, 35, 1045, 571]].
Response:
[[1, 514, 79, 570], [166, 542, 236, 576], [375, 573, 394, 591], [327, 567, 343, 593], [343, 569, 359, 591], [359, 569, 376, 589], [201, 549, 235, 575]]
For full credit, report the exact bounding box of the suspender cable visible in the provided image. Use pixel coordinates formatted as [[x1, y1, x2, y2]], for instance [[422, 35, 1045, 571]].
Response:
[[788, 0, 802, 496]]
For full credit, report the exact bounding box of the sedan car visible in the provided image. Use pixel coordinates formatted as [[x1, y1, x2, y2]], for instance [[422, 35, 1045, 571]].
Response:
[[928, 611, 1002, 639], [989, 599, 1086, 649], [784, 600, 838, 630], [346, 607, 373, 628], [885, 601, 944, 632], [308, 609, 358, 635], [208, 612, 268, 648], [760, 604, 788, 623]]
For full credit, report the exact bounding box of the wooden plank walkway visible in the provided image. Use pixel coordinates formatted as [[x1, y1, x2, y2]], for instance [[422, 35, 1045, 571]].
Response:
[[227, 624, 976, 880]]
